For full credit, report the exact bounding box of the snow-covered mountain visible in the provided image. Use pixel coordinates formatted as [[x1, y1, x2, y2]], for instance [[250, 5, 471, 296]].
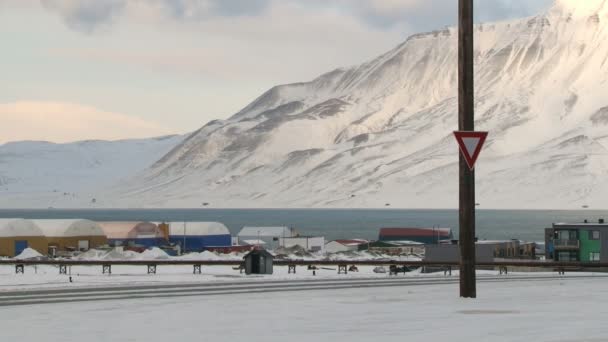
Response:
[[7, 0, 608, 209], [0, 135, 184, 208], [105, 0, 608, 210]]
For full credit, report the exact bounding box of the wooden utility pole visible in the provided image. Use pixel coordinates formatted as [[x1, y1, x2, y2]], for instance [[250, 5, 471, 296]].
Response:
[[458, 0, 476, 298]]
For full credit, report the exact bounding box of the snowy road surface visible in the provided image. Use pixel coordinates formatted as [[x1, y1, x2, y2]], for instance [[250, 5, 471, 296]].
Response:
[[0, 274, 604, 307], [0, 276, 605, 342]]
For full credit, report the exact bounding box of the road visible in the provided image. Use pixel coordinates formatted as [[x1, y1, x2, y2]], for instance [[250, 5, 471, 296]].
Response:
[[0, 274, 604, 307]]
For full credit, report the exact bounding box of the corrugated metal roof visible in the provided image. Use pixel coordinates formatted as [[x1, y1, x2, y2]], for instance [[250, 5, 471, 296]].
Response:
[[238, 226, 295, 237]]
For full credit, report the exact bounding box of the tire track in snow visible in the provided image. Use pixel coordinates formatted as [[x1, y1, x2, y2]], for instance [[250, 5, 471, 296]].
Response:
[[0, 275, 603, 307]]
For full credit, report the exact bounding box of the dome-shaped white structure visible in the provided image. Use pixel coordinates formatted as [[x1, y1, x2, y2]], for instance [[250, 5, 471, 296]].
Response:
[[0, 219, 44, 237], [167, 222, 231, 251], [168, 222, 230, 236], [35, 219, 105, 237], [0, 219, 48, 257], [98, 221, 168, 248]]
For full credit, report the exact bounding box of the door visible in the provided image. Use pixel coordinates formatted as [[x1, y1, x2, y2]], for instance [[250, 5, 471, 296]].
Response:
[[78, 240, 90, 251], [14, 240, 28, 255], [251, 254, 261, 273]]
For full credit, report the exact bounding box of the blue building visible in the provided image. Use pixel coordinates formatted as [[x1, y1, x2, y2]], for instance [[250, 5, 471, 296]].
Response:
[[168, 222, 231, 252]]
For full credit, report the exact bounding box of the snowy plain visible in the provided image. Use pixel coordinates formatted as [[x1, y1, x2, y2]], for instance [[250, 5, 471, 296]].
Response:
[[0, 274, 605, 342]]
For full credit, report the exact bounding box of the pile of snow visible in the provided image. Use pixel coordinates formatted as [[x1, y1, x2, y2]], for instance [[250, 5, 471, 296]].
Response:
[[101, 248, 140, 260], [74, 249, 109, 260], [196, 251, 221, 261], [14, 248, 44, 260], [325, 250, 422, 262], [138, 247, 170, 260], [176, 250, 245, 261]]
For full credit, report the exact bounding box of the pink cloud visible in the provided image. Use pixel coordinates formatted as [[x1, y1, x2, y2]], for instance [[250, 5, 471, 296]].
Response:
[[0, 101, 176, 144]]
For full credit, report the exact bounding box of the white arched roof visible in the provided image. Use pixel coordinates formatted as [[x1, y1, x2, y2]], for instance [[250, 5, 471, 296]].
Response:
[[98, 222, 139, 239], [98, 222, 162, 239], [168, 222, 230, 236], [0, 219, 44, 237], [35, 219, 105, 237]]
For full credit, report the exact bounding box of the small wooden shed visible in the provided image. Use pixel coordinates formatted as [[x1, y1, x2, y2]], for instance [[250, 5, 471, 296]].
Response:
[[244, 249, 274, 275]]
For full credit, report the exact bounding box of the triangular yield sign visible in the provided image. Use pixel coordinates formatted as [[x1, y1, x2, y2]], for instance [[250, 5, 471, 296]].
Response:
[[453, 131, 488, 170]]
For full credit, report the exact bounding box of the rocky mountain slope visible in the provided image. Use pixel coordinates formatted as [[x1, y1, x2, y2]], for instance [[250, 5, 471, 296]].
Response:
[[8, 0, 608, 209], [109, 0, 608, 209]]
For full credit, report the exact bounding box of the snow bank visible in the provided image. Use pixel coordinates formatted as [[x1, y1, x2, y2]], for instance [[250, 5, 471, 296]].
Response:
[[14, 248, 44, 260], [138, 247, 170, 260], [176, 251, 245, 261], [101, 248, 140, 260], [325, 250, 422, 262], [74, 249, 108, 260]]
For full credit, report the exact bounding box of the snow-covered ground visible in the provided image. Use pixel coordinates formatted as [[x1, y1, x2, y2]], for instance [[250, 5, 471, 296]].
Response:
[[0, 274, 605, 341], [0, 264, 430, 291]]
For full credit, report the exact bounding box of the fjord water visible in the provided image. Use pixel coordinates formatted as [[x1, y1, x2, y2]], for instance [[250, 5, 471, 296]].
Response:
[[1, 209, 607, 242]]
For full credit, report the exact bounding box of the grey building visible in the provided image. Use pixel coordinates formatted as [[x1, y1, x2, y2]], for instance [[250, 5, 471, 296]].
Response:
[[424, 244, 494, 263]]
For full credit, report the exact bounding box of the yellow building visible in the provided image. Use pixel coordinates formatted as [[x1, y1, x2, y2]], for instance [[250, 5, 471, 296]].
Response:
[[0, 219, 47, 257], [35, 219, 108, 253]]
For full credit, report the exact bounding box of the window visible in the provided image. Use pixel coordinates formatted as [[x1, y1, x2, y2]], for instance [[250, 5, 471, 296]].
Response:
[[590, 231, 600, 240], [556, 230, 578, 240], [590, 252, 600, 262], [557, 251, 579, 261]]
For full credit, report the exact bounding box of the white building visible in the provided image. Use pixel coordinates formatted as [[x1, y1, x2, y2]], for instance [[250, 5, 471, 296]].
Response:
[[324, 239, 369, 254], [238, 226, 296, 249], [280, 236, 326, 253]]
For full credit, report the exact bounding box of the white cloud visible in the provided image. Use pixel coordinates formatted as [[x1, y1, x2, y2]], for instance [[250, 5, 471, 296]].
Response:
[[37, 0, 554, 34], [0, 101, 175, 144], [40, 0, 126, 33], [0, 0, 555, 144]]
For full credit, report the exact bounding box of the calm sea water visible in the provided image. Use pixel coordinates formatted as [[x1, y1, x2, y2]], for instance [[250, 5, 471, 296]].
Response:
[[1, 209, 607, 242]]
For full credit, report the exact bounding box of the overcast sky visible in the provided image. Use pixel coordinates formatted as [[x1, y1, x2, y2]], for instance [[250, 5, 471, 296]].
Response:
[[0, 0, 553, 143]]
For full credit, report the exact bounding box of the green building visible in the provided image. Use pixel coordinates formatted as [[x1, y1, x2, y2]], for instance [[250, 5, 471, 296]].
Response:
[[545, 220, 606, 262]]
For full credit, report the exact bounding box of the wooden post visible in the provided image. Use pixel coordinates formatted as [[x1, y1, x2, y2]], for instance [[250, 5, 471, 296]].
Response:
[[459, 0, 476, 298]]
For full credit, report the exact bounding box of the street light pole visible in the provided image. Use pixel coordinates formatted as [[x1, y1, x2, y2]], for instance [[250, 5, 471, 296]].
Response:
[[183, 222, 187, 254], [459, 0, 476, 298]]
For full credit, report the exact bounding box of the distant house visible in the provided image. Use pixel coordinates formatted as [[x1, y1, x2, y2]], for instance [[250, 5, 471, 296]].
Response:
[[280, 236, 325, 252], [545, 220, 608, 262], [325, 239, 369, 254], [237, 226, 297, 249], [367, 240, 425, 255], [477, 240, 537, 260], [379, 227, 453, 244]]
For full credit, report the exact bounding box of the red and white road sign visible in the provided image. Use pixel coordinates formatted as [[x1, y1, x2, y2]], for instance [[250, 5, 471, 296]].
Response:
[[453, 131, 488, 170]]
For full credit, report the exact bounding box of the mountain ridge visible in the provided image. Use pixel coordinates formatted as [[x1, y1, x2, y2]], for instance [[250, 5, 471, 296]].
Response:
[[105, 0, 608, 209], [7, 0, 608, 209]]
